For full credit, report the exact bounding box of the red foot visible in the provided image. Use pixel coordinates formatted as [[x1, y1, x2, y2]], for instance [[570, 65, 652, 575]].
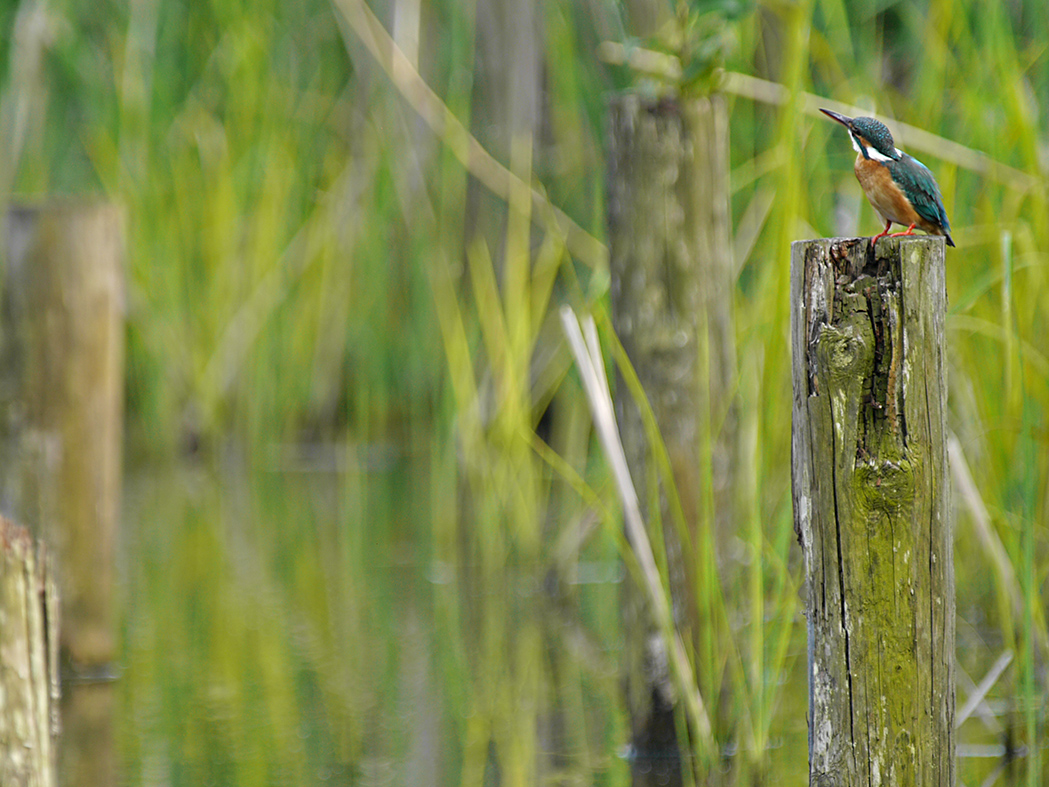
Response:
[[888, 223, 917, 237], [870, 219, 892, 247]]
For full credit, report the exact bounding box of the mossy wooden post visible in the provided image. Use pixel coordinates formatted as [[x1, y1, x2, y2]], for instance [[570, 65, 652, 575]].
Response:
[[607, 93, 735, 782], [790, 237, 954, 786], [0, 517, 59, 787]]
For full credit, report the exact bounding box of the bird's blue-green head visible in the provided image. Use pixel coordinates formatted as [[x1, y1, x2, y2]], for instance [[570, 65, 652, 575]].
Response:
[[820, 109, 900, 163]]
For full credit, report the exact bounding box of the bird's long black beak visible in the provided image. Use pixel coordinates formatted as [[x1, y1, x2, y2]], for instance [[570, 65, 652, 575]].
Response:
[[819, 108, 854, 130]]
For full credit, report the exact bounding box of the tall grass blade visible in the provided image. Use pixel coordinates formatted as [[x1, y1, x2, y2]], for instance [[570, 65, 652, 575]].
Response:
[[559, 306, 715, 756]]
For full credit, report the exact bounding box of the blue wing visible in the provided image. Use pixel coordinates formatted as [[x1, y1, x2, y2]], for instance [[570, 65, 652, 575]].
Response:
[[889, 154, 952, 235]]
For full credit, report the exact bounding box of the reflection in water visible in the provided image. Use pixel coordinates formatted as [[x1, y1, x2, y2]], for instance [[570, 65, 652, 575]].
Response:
[[113, 454, 620, 785], [114, 452, 815, 785], [62, 682, 116, 787]]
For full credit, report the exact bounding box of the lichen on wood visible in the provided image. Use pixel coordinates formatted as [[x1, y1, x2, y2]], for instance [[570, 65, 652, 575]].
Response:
[[791, 236, 954, 786]]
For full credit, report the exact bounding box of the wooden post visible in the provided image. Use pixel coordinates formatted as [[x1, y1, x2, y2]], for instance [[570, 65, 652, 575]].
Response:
[[607, 92, 735, 782], [791, 237, 954, 786], [0, 201, 124, 668], [0, 517, 59, 787], [0, 202, 123, 786]]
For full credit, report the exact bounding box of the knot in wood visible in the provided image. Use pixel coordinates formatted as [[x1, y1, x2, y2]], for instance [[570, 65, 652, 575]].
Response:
[[855, 457, 915, 515], [814, 322, 873, 385]]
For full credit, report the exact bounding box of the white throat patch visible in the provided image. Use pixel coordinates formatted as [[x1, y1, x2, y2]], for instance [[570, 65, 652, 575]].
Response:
[[849, 132, 896, 163]]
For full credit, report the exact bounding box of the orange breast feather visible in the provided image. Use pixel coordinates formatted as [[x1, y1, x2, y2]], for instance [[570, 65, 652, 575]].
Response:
[[854, 156, 922, 228]]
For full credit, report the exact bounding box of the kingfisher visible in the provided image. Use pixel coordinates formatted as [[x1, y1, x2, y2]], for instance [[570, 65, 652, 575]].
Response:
[[820, 108, 954, 247]]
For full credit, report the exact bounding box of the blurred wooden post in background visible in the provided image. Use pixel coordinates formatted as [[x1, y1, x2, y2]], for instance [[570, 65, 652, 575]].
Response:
[[0, 201, 124, 786], [791, 237, 954, 786], [607, 93, 736, 783], [0, 201, 124, 665], [0, 517, 59, 787]]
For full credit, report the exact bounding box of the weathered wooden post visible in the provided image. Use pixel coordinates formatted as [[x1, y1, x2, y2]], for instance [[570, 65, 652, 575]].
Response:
[[0, 517, 59, 787], [0, 200, 124, 786], [0, 200, 124, 667], [791, 237, 954, 786], [607, 92, 736, 782]]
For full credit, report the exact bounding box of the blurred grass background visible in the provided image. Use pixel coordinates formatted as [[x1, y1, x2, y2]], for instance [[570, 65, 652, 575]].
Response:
[[1, 0, 1047, 783]]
